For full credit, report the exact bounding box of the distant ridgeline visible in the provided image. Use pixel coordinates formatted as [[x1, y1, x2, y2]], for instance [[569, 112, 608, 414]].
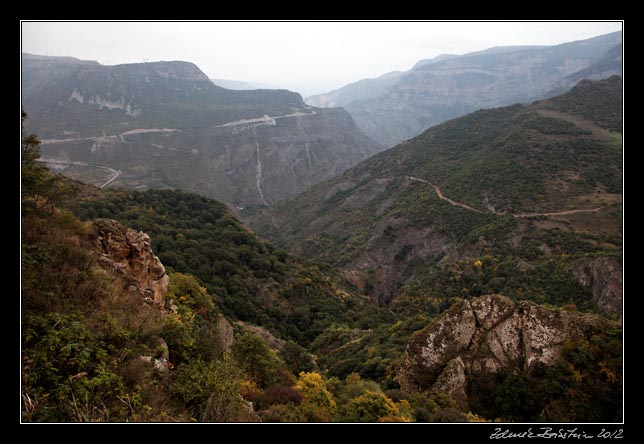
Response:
[[21, 53, 380, 208], [307, 31, 622, 147]]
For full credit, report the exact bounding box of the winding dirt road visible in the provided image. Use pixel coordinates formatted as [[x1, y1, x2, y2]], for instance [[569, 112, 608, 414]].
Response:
[[212, 109, 317, 129], [406, 176, 603, 218], [408, 176, 484, 213], [39, 158, 120, 189]]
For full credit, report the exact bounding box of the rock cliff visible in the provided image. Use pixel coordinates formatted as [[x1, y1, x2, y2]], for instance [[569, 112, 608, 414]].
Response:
[[94, 218, 169, 308], [398, 294, 613, 409], [571, 256, 622, 317], [23, 55, 380, 207], [338, 32, 621, 147]]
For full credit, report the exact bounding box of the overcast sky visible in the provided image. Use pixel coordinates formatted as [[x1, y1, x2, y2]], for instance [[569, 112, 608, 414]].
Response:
[[21, 21, 622, 97]]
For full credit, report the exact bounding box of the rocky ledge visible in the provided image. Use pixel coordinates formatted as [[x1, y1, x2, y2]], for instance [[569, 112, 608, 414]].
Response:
[[398, 294, 614, 409], [94, 218, 169, 308]]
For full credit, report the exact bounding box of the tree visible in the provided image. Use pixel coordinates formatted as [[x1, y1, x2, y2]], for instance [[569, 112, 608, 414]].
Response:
[[232, 332, 292, 389], [167, 272, 216, 316], [21, 109, 76, 214], [21, 108, 41, 166], [338, 391, 402, 422], [294, 371, 336, 421], [279, 340, 315, 375], [170, 355, 258, 422]]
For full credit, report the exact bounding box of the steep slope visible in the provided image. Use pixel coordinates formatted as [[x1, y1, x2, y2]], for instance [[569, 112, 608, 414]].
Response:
[[305, 70, 404, 108], [22, 124, 398, 423], [71, 188, 388, 345], [557, 43, 623, 88], [311, 31, 621, 147], [22, 187, 304, 422], [304, 54, 460, 108], [248, 77, 622, 307], [22, 56, 380, 207], [21, 53, 100, 96]]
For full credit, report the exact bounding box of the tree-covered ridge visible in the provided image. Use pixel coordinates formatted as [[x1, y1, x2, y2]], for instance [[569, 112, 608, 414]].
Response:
[[247, 77, 622, 307], [71, 188, 390, 345], [542, 75, 622, 132]]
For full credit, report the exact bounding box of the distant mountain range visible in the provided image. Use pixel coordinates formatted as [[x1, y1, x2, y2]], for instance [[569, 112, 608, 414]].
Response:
[[22, 54, 380, 208], [306, 31, 622, 147]]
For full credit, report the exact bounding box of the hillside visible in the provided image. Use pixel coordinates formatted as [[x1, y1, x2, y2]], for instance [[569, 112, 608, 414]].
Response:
[[70, 187, 393, 345], [308, 31, 621, 147], [22, 55, 380, 207], [248, 77, 623, 308], [22, 59, 303, 137], [22, 129, 446, 423], [21, 53, 101, 96], [304, 54, 460, 108], [21, 125, 402, 422], [305, 70, 404, 108]]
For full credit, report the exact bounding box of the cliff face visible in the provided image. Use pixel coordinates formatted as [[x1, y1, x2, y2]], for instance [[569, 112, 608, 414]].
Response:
[[398, 294, 613, 409], [40, 107, 378, 207], [24, 56, 380, 207], [94, 218, 169, 308], [571, 256, 622, 317], [341, 32, 621, 147]]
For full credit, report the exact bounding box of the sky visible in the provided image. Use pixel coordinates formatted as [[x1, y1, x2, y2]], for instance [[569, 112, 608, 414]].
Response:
[[21, 21, 622, 97]]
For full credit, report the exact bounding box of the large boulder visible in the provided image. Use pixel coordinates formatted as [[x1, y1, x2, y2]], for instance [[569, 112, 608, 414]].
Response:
[[398, 294, 614, 409], [94, 218, 169, 308]]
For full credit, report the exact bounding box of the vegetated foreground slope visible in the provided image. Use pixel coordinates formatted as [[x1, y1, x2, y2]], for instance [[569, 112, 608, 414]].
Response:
[[22, 55, 380, 208], [22, 129, 404, 422], [248, 77, 623, 309]]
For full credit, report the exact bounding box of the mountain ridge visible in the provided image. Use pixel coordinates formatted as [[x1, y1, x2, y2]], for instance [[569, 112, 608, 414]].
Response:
[[248, 76, 622, 306], [22, 54, 380, 208], [308, 31, 622, 147]]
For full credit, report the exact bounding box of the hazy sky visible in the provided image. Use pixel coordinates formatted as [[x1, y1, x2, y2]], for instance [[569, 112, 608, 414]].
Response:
[[21, 21, 622, 97]]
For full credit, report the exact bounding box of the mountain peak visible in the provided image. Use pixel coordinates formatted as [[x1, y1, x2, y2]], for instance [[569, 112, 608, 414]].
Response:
[[114, 60, 210, 82]]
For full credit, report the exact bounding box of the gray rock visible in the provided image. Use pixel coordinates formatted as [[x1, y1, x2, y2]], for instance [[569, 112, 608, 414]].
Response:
[[399, 294, 615, 409], [571, 256, 622, 317]]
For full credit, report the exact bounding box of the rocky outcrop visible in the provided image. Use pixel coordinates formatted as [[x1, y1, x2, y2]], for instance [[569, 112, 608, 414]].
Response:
[[571, 256, 622, 317], [399, 294, 613, 409], [139, 338, 172, 377], [94, 218, 169, 308], [215, 314, 235, 353]]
